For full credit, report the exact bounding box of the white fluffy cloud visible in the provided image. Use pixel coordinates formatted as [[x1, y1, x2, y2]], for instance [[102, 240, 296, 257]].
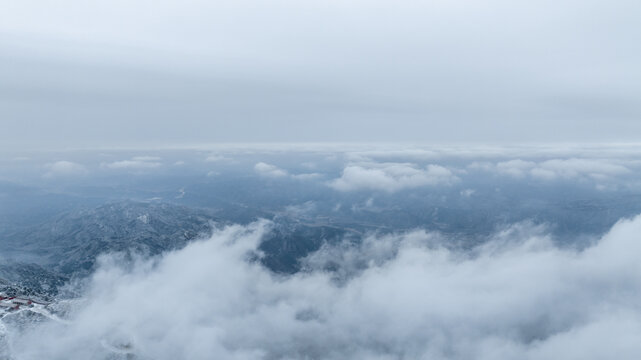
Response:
[[103, 156, 162, 170], [43, 160, 87, 178], [7, 216, 641, 359], [254, 162, 289, 178], [460, 188, 476, 197], [205, 154, 229, 162], [254, 162, 320, 180], [471, 158, 632, 183], [534, 158, 631, 180], [330, 163, 459, 192]]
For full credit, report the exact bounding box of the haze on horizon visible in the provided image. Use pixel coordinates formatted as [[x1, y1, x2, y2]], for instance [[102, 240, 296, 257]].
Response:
[[2, 0, 641, 150]]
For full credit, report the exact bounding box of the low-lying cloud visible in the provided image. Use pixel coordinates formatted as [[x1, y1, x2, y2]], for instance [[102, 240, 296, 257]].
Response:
[[205, 154, 230, 162], [330, 163, 459, 192], [43, 160, 87, 178], [7, 214, 641, 359], [471, 158, 632, 183], [102, 156, 163, 170], [254, 162, 320, 180], [254, 162, 289, 178]]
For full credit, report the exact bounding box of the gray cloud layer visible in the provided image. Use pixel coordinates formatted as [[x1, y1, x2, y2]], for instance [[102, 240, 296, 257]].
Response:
[[6, 216, 641, 359], [2, 1, 641, 149]]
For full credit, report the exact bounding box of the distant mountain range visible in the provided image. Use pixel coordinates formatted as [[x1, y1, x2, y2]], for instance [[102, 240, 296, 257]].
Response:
[[4, 186, 641, 298], [0, 201, 355, 295]]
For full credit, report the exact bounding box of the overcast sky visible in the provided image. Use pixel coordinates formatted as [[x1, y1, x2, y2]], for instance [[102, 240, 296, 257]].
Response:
[[1, 0, 640, 150]]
